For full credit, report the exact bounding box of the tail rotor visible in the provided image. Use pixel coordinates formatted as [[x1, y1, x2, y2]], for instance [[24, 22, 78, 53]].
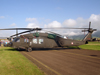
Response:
[[82, 22, 97, 33], [82, 22, 97, 42]]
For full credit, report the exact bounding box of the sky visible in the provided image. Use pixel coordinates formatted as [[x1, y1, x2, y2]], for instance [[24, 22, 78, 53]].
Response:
[[0, 0, 100, 37]]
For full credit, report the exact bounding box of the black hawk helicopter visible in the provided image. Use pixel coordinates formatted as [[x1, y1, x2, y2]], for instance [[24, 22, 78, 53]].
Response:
[[0, 22, 97, 52]]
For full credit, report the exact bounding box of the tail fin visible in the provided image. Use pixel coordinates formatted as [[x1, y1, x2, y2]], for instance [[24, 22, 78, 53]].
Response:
[[82, 31, 93, 42], [82, 22, 97, 43]]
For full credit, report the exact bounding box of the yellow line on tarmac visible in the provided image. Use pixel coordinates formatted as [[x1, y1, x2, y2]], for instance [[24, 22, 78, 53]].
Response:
[[23, 52, 61, 75], [56, 51, 100, 60]]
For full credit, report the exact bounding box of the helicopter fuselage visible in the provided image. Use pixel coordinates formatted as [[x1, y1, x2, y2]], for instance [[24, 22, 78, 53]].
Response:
[[7, 32, 85, 51]]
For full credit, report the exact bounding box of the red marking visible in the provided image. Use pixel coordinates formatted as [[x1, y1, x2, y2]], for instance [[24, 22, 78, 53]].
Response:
[[87, 38, 90, 40], [21, 35, 28, 40]]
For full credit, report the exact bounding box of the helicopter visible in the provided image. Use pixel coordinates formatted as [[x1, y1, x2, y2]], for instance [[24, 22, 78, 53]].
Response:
[[0, 22, 97, 52]]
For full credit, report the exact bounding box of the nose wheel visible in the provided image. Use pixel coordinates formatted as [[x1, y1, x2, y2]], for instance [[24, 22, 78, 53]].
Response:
[[27, 47, 32, 52]]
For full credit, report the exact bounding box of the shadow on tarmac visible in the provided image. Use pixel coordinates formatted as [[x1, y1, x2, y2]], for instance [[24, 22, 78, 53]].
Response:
[[0, 46, 81, 52], [18, 47, 81, 52]]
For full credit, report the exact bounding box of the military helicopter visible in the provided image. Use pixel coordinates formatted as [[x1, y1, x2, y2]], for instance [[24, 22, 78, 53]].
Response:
[[0, 22, 97, 52]]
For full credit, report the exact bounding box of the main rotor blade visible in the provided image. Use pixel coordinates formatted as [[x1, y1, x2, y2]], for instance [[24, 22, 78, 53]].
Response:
[[0, 27, 89, 30], [43, 27, 89, 29], [0, 28, 32, 30], [82, 30, 88, 32], [10, 30, 34, 37]]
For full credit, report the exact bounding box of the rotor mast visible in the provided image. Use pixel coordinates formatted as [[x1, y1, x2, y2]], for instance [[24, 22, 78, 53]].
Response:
[[16, 29, 18, 37]]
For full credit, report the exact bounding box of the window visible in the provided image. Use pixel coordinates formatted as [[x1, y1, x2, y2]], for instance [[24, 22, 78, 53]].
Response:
[[17, 39, 20, 42], [32, 38, 44, 44], [14, 38, 20, 42], [33, 39, 37, 44], [39, 39, 43, 44], [24, 39, 29, 42]]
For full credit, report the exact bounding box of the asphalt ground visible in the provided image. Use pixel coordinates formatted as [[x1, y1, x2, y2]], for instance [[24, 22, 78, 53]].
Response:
[[20, 49, 100, 75]]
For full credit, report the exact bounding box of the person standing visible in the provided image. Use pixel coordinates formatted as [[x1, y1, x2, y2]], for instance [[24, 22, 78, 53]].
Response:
[[0, 41, 1, 46]]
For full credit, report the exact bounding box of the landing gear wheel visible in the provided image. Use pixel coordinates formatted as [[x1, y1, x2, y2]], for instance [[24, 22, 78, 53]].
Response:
[[27, 47, 32, 52]]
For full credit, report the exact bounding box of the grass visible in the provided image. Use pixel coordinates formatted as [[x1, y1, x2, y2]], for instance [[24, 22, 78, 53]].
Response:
[[68, 42, 100, 51], [79, 45, 100, 50], [79, 42, 100, 51], [0, 47, 45, 75], [88, 41, 100, 44]]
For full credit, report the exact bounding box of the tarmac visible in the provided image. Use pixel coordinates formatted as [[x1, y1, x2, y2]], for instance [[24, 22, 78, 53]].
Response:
[[20, 48, 100, 75]]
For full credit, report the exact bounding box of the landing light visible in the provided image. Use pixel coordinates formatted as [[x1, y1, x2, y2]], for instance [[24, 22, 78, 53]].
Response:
[[64, 36, 67, 39]]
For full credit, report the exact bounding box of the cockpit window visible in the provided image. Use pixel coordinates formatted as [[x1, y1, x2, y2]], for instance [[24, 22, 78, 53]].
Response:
[[13, 38, 20, 42], [17, 39, 20, 42]]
